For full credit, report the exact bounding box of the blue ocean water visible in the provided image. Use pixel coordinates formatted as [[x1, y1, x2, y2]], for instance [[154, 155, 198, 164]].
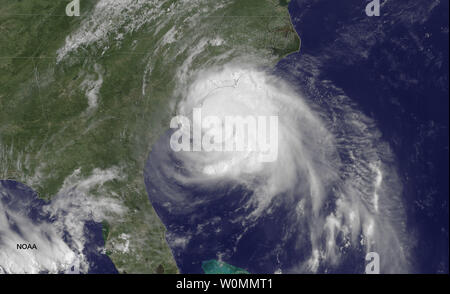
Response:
[[145, 111, 368, 273], [0, 180, 118, 274], [144, 0, 448, 274], [281, 0, 449, 273], [145, 130, 317, 274]]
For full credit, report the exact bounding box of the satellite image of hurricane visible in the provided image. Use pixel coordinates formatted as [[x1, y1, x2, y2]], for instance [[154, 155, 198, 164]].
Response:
[[0, 0, 448, 275]]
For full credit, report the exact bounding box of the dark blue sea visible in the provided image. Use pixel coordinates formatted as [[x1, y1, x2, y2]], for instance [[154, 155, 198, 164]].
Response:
[[280, 0, 448, 273], [144, 0, 449, 274]]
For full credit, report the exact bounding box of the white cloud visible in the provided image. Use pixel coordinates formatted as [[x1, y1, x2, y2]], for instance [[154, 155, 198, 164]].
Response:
[[0, 167, 126, 273]]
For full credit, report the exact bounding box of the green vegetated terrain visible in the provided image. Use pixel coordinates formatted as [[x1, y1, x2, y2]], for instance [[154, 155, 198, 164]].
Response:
[[0, 0, 299, 273]]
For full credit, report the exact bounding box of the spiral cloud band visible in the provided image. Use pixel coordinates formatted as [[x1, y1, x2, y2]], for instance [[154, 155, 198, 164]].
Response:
[[145, 62, 410, 274]]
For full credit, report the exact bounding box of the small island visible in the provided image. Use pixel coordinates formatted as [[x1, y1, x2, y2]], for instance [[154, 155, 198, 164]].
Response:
[[202, 260, 250, 274]]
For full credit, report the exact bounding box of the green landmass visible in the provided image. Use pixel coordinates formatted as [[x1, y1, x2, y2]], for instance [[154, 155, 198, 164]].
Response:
[[102, 220, 110, 243], [0, 0, 299, 273]]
